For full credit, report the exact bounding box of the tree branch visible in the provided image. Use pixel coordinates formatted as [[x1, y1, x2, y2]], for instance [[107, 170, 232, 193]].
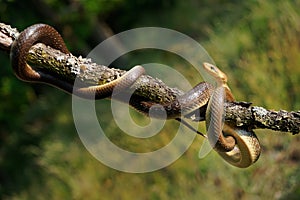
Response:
[[1, 22, 299, 134], [225, 102, 300, 134]]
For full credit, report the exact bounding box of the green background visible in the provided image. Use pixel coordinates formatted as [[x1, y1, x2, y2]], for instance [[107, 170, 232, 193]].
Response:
[[0, 0, 300, 199]]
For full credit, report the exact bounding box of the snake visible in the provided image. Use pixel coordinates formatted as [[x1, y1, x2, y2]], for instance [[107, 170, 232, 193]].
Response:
[[203, 62, 261, 168], [10, 24, 261, 168]]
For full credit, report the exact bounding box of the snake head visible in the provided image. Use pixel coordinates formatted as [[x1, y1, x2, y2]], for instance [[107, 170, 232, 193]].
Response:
[[203, 62, 228, 84]]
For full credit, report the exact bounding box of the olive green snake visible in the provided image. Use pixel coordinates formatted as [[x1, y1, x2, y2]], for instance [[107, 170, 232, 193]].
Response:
[[10, 23, 261, 168]]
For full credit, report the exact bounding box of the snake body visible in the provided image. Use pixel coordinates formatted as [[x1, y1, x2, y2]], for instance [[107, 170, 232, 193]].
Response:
[[10, 24, 261, 168], [136, 82, 214, 119], [203, 62, 261, 167]]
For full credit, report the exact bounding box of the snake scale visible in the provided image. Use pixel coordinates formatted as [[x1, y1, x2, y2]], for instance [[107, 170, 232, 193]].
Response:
[[10, 23, 261, 168]]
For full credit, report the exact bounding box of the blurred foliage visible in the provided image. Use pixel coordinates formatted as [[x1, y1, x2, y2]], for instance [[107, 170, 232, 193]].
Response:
[[0, 0, 300, 199]]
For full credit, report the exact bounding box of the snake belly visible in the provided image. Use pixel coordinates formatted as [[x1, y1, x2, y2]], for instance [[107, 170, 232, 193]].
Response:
[[205, 86, 236, 152]]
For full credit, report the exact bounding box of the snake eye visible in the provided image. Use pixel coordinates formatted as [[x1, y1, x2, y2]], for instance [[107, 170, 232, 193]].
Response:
[[209, 65, 218, 73], [203, 62, 220, 75]]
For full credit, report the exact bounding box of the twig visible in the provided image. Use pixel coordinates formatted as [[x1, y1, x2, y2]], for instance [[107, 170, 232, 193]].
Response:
[[1, 22, 299, 134]]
